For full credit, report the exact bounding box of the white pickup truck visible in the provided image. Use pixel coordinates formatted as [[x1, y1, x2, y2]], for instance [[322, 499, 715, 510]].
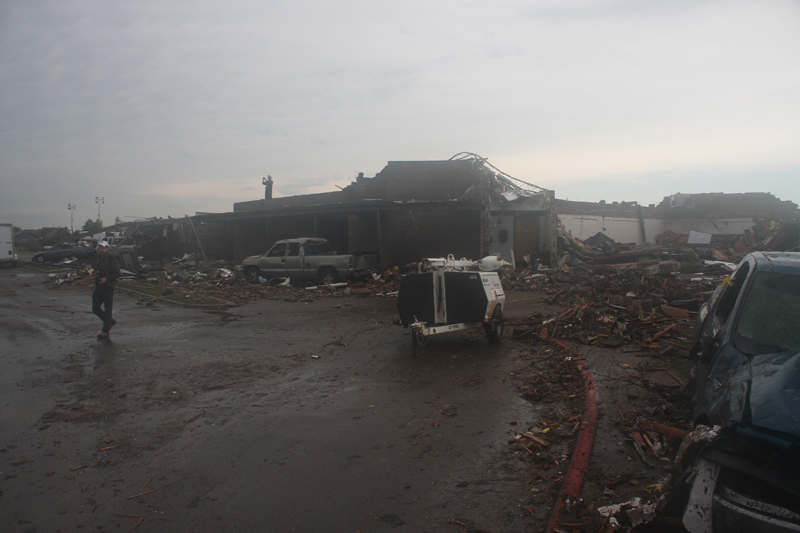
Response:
[[242, 238, 380, 285]]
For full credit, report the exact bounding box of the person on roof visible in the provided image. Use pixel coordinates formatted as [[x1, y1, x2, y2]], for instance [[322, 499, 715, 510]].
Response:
[[263, 175, 273, 199]]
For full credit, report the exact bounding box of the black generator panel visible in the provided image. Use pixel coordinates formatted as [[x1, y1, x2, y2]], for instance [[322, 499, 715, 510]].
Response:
[[397, 271, 489, 327]]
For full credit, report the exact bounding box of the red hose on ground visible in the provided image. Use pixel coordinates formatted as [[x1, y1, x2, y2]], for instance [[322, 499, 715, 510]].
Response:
[[546, 348, 599, 532]]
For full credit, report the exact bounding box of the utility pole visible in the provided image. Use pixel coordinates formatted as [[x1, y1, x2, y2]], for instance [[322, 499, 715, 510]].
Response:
[[95, 196, 104, 225], [67, 204, 76, 234]]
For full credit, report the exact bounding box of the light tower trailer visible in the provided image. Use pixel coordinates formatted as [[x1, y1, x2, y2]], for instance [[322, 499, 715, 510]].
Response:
[[397, 255, 506, 356]]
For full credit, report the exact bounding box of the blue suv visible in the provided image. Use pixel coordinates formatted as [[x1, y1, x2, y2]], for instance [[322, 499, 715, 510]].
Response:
[[688, 252, 800, 532]]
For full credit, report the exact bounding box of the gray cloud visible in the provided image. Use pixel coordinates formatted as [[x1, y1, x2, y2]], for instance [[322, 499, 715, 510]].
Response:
[[1, 0, 799, 229]]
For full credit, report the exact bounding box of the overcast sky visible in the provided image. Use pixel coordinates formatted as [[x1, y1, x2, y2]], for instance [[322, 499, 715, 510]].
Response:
[[2, 0, 799, 230]]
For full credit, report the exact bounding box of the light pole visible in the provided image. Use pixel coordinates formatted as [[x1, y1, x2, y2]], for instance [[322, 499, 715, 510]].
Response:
[[67, 204, 76, 234], [95, 196, 104, 226]]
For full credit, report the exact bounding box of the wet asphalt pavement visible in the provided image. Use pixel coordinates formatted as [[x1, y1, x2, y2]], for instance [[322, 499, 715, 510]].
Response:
[[1, 267, 555, 532]]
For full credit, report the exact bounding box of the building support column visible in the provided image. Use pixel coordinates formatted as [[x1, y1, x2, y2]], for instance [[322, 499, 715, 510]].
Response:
[[376, 209, 386, 269], [480, 204, 491, 258], [547, 191, 559, 268]]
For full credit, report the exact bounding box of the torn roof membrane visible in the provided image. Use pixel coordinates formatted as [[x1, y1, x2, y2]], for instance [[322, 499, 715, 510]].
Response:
[[448, 151, 550, 200]]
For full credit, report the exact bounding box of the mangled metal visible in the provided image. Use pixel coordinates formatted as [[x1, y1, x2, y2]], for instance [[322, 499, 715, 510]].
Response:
[[691, 252, 800, 443]]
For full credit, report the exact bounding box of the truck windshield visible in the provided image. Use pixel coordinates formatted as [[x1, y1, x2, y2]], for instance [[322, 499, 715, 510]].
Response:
[[735, 271, 800, 354]]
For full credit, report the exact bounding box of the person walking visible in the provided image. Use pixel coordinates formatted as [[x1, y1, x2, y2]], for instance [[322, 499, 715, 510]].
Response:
[[91, 240, 120, 339]]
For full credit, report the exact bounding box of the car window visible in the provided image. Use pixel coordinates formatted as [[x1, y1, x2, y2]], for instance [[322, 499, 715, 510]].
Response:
[[304, 242, 333, 255], [715, 262, 751, 328], [287, 242, 300, 257], [267, 243, 286, 257], [734, 271, 800, 354]]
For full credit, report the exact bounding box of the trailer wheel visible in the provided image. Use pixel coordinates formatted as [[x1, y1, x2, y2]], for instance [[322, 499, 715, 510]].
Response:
[[244, 266, 261, 284], [485, 307, 504, 343], [411, 328, 428, 357]]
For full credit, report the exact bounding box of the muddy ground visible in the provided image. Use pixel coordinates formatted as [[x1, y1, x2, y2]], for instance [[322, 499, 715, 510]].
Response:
[[0, 266, 692, 532]]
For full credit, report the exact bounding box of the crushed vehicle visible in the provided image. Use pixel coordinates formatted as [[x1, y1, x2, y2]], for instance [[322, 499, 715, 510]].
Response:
[[682, 251, 800, 532], [32, 242, 96, 263], [107, 236, 139, 255], [397, 255, 506, 355], [241, 238, 380, 285]]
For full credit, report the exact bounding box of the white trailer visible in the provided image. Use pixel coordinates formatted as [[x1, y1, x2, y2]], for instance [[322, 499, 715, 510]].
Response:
[[0, 223, 17, 267], [397, 255, 506, 356]]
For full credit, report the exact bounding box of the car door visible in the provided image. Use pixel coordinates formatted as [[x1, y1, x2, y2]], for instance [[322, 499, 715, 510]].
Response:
[[283, 242, 303, 278], [54, 243, 73, 260], [300, 242, 318, 280], [693, 259, 754, 419], [79, 244, 95, 260], [259, 242, 287, 278]]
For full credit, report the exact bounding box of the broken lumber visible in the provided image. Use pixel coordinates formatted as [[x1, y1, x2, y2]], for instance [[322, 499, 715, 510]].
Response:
[[637, 418, 688, 439]]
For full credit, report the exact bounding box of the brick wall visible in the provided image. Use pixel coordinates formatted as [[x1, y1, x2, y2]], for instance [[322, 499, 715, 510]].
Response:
[[385, 208, 481, 266], [233, 219, 268, 261], [195, 220, 234, 261], [347, 211, 380, 252], [368, 160, 484, 202]]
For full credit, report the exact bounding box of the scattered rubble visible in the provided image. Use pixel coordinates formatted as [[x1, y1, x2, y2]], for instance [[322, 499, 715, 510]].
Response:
[[32, 220, 798, 531], [500, 259, 721, 359], [40, 255, 404, 306]]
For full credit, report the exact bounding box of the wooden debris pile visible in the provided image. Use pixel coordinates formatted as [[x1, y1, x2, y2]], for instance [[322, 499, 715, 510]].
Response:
[[503, 262, 730, 354]]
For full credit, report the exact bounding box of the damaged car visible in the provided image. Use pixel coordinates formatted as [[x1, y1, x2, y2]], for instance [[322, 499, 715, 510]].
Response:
[[241, 238, 380, 285], [684, 251, 800, 532], [32, 242, 96, 263]]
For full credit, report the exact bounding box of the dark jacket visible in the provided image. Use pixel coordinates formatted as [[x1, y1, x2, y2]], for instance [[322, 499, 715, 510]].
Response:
[[92, 253, 121, 288]]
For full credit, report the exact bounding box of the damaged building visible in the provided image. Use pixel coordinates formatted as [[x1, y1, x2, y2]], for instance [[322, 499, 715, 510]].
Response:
[[75, 160, 799, 270], [223, 155, 557, 268], [84, 156, 556, 269], [558, 192, 799, 249]]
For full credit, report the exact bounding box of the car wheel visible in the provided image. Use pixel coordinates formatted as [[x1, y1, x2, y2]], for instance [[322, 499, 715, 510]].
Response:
[[35, 255, 45, 263], [244, 266, 261, 284], [319, 267, 340, 286], [484, 307, 504, 343]]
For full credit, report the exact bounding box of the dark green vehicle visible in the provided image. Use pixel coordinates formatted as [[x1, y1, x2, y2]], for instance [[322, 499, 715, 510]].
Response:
[[32, 242, 96, 263]]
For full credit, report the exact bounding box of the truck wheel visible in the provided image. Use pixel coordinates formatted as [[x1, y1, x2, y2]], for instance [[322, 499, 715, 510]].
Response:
[[244, 266, 261, 284], [485, 307, 504, 343], [319, 267, 340, 286]]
